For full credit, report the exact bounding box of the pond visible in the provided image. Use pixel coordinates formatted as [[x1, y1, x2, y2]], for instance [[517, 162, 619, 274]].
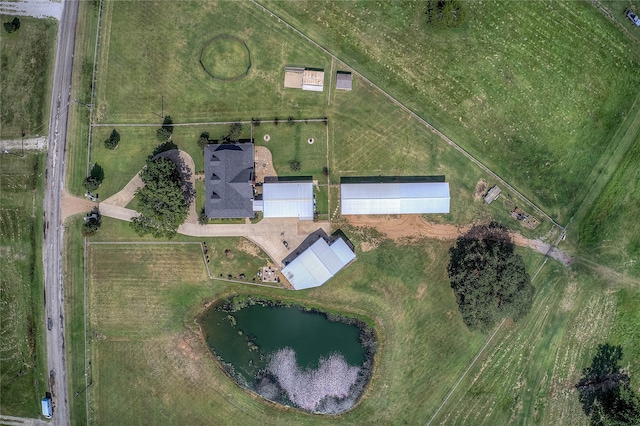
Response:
[[199, 297, 377, 414]]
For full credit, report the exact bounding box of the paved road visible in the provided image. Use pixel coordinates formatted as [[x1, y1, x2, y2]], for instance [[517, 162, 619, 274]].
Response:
[[42, 0, 79, 424]]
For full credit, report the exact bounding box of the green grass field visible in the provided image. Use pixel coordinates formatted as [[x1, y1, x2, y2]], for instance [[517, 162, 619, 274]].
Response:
[[0, 153, 48, 417], [62, 0, 640, 424], [261, 0, 640, 223], [577, 128, 640, 277], [0, 15, 57, 139]]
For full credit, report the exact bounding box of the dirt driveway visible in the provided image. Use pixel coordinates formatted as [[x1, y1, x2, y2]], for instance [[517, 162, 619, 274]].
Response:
[[345, 215, 572, 265]]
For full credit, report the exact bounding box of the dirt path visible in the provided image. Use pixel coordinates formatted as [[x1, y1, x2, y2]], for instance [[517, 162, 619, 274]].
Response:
[[346, 215, 572, 265], [0, 136, 47, 151], [254, 146, 277, 184], [60, 190, 96, 220]]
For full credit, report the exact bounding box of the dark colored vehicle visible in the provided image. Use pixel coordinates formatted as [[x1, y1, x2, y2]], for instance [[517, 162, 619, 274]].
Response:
[[47, 317, 53, 330], [282, 240, 289, 249], [627, 9, 640, 27]]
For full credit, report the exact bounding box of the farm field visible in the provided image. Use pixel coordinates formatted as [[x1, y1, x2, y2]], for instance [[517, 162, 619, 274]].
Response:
[[0, 15, 57, 139], [0, 153, 48, 417], [60, 0, 640, 424], [260, 0, 640, 223]]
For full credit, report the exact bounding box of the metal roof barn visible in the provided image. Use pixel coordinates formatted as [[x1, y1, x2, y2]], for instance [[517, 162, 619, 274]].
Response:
[[282, 237, 356, 290], [340, 182, 450, 215], [262, 181, 314, 220]]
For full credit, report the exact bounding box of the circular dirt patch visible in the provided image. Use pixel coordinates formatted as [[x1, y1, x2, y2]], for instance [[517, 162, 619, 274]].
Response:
[[200, 35, 251, 81], [308, 138, 314, 144], [263, 134, 271, 142]]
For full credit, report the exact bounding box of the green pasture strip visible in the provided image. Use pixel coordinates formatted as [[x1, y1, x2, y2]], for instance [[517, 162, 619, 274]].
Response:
[[568, 93, 640, 239], [63, 217, 88, 426], [259, 0, 640, 223], [428, 261, 619, 425], [610, 289, 640, 381], [66, 1, 101, 196], [577, 129, 640, 276], [0, 153, 47, 417], [93, 0, 329, 124], [0, 15, 57, 139]]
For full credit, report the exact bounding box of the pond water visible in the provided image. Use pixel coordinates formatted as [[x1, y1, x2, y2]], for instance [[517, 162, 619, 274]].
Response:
[[199, 299, 375, 414]]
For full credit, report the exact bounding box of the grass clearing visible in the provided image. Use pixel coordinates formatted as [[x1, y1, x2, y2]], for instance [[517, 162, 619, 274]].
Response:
[[577, 129, 640, 277], [261, 0, 640, 223], [0, 15, 57, 139], [0, 153, 47, 417]]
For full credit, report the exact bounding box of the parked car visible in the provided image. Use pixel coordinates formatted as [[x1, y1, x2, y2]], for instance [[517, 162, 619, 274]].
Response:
[[47, 317, 53, 330], [626, 9, 640, 26], [282, 240, 289, 249]]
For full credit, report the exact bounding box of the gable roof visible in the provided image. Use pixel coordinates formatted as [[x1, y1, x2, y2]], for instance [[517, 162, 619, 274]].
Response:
[[204, 143, 254, 218], [341, 182, 450, 215], [262, 181, 314, 220], [282, 237, 356, 290]]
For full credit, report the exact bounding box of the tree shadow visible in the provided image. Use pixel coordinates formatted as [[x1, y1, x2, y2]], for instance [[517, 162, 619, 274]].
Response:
[[90, 163, 104, 182]]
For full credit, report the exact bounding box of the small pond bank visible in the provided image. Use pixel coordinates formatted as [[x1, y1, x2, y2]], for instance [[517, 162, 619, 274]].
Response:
[[198, 295, 377, 414]]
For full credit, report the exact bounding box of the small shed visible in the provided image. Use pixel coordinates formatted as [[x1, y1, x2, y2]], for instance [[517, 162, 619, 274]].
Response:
[[302, 69, 324, 91], [336, 71, 352, 91], [484, 185, 501, 204]]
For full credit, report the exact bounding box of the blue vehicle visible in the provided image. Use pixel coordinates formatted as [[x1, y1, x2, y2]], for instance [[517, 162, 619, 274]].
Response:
[[41, 396, 52, 419]]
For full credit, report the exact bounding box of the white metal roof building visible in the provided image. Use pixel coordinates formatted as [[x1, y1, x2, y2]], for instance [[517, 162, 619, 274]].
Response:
[[262, 181, 314, 220], [282, 237, 356, 290], [340, 182, 450, 215]]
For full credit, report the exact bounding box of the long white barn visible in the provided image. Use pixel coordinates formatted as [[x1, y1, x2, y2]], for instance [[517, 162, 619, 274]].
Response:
[[341, 182, 450, 215]]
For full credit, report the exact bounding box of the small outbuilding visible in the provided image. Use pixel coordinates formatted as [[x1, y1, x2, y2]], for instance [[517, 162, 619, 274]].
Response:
[[336, 71, 352, 91], [484, 185, 501, 204], [283, 66, 325, 91]]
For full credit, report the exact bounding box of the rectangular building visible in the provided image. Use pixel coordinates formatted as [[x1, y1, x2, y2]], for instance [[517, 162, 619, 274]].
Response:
[[204, 143, 254, 218], [341, 181, 450, 215], [262, 181, 314, 220]]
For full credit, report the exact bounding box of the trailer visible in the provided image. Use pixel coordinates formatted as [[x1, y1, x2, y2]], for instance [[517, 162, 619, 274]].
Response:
[[41, 396, 52, 419]]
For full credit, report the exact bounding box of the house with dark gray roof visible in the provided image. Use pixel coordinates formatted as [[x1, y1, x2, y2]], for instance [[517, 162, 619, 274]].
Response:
[[204, 143, 255, 218]]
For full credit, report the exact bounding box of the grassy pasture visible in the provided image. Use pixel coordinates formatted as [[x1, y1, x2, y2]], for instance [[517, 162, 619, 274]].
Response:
[[0, 153, 47, 417], [199, 36, 251, 80], [577, 130, 640, 277], [261, 0, 640, 223], [94, 0, 330, 124], [0, 15, 57, 139]]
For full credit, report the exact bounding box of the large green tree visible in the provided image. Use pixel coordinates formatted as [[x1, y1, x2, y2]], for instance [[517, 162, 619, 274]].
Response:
[[131, 157, 187, 239], [425, 0, 466, 29], [447, 223, 534, 331], [577, 344, 640, 425]]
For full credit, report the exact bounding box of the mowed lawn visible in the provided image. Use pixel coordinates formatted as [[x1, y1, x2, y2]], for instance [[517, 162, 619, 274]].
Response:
[[0, 154, 48, 417], [261, 0, 640, 223]]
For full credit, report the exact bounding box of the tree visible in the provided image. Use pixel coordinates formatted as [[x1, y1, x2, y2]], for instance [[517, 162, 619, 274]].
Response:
[[81, 210, 101, 236], [577, 344, 640, 425], [227, 122, 243, 142], [104, 129, 120, 150], [198, 207, 208, 225], [4, 17, 20, 33], [83, 163, 104, 192], [156, 115, 173, 141], [322, 166, 329, 177], [197, 131, 210, 149], [130, 157, 188, 239], [289, 160, 301, 172], [447, 223, 534, 331], [426, 0, 466, 29]]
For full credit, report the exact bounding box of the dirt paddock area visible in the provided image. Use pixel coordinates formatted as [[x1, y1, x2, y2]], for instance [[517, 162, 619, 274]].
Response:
[[345, 215, 572, 265], [254, 146, 277, 184]]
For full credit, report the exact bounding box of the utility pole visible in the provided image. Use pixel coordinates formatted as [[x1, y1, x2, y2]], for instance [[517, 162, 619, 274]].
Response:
[[21, 129, 24, 157], [161, 96, 164, 118]]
